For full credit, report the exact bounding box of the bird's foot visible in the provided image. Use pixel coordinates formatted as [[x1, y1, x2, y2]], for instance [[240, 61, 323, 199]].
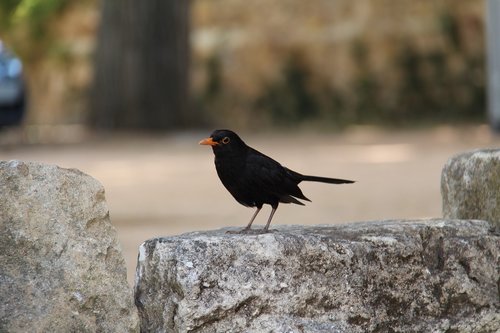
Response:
[[226, 228, 276, 235]]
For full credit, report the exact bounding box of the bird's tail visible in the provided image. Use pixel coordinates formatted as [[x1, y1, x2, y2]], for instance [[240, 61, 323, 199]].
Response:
[[301, 174, 355, 184]]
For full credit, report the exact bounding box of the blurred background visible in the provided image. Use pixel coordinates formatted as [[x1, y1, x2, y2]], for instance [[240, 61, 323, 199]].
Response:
[[1, 0, 499, 284]]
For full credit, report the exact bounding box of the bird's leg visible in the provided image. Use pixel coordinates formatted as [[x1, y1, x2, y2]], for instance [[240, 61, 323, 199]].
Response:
[[262, 205, 278, 232], [243, 207, 262, 231]]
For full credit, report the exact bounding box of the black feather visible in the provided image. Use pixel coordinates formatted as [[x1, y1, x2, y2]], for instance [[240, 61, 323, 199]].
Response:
[[300, 175, 355, 184]]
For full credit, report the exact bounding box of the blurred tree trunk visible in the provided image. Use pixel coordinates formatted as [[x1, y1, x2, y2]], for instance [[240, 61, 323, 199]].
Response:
[[90, 0, 191, 130]]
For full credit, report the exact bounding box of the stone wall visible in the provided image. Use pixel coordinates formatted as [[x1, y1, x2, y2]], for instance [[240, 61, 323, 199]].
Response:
[[442, 149, 500, 231], [0, 161, 139, 332], [1, 148, 498, 332], [135, 220, 499, 332]]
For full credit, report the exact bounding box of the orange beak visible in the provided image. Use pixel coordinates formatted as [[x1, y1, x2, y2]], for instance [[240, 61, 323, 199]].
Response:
[[199, 137, 218, 146]]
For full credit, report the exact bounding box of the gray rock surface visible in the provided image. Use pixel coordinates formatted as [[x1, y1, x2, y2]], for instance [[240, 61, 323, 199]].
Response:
[[442, 149, 500, 230], [135, 220, 499, 333], [0, 160, 139, 332]]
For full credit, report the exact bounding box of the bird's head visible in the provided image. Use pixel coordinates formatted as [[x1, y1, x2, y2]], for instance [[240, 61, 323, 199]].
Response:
[[199, 129, 247, 156]]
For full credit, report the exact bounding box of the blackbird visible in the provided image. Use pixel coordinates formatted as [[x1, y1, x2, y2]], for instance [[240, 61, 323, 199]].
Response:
[[199, 129, 355, 233]]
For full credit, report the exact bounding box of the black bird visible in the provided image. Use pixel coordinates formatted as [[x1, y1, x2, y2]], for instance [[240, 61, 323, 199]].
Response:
[[199, 129, 354, 233]]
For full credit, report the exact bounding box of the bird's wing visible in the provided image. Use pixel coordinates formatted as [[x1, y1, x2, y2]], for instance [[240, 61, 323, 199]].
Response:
[[245, 148, 310, 202]]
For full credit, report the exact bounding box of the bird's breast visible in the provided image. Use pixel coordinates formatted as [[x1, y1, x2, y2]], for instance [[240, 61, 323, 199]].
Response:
[[214, 156, 243, 187], [214, 156, 257, 207]]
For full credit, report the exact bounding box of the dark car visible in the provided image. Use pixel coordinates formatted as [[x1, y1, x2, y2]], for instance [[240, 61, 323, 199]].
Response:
[[0, 41, 26, 126]]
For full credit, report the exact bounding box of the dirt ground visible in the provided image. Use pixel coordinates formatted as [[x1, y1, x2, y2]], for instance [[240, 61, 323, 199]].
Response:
[[1, 125, 498, 284]]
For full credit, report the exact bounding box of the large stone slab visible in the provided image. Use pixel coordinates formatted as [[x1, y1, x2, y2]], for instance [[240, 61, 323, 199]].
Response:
[[0, 160, 139, 332], [134, 220, 499, 333], [442, 149, 500, 230]]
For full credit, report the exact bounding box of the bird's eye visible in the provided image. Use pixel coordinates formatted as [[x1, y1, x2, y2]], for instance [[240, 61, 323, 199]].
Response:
[[222, 137, 230, 144]]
